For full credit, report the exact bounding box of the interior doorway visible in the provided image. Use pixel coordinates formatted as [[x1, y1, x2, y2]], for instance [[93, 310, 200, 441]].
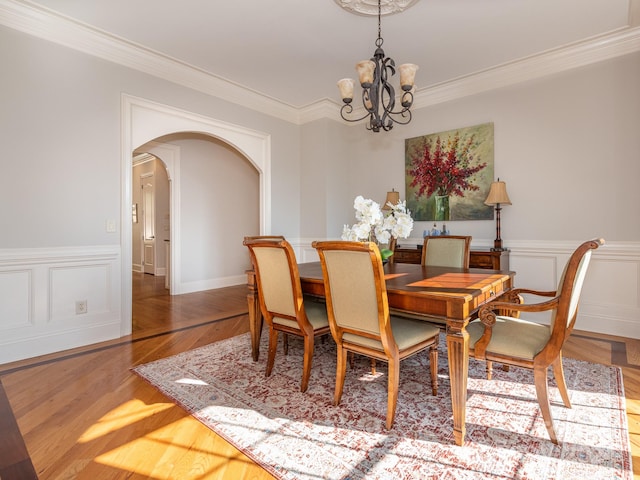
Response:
[[132, 152, 171, 282], [121, 94, 271, 337]]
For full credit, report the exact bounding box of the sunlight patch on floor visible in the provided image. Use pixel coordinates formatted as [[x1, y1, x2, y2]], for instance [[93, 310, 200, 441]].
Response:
[[93, 415, 239, 478], [78, 399, 173, 442]]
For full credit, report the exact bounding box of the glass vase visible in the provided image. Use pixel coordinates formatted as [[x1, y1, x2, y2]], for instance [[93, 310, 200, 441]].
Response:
[[434, 195, 450, 221]]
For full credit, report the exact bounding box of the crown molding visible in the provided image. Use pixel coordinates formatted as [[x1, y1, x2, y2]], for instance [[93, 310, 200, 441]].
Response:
[[298, 99, 344, 125], [0, 0, 302, 123], [412, 26, 640, 109], [2, 0, 640, 126]]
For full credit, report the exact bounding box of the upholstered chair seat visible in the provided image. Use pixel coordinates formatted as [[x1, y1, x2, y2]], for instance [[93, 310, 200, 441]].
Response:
[[467, 316, 551, 360]]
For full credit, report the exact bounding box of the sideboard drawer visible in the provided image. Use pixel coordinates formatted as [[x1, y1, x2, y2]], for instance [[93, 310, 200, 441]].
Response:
[[469, 250, 510, 271], [470, 253, 498, 269], [393, 248, 421, 264], [394, 246, 510, 271]]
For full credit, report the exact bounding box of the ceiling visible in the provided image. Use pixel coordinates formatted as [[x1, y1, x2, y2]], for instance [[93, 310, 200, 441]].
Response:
[[15, 0, 635, 108]]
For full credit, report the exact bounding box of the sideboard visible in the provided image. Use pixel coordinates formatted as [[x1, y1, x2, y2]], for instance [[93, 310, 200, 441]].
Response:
[[394, 245, 510, 271]]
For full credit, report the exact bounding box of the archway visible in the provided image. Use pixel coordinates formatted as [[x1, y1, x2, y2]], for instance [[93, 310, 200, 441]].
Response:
[[121, 95, 271, 335]]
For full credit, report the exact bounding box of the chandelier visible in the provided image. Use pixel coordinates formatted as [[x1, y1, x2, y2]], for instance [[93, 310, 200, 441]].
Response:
[[337, 0, 418, 132]]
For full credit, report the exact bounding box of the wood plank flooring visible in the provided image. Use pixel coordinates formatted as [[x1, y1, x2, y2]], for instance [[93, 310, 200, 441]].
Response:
[[0, 272, 638, 479]]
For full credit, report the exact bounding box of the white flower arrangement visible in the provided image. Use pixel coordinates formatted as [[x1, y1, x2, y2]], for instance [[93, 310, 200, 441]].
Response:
[[341, 195, 414, 259]]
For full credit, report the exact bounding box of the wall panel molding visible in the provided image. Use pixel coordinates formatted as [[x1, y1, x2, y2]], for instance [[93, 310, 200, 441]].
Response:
[[0, 246, 121, 365]]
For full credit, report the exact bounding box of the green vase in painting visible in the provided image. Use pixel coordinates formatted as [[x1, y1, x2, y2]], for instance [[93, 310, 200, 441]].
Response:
[[434, 195, 450, 221]]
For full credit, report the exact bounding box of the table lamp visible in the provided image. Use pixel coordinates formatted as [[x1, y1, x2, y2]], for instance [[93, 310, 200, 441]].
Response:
[[382, 188, 400, 210], [484, 178, 512, 251]]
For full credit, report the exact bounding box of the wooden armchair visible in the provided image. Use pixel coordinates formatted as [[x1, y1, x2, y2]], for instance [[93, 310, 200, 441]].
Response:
[[467, 238, 604, 444], [421, 235, 472, 268], [243, 237, 330, 393], [312, 240, 440, 430]]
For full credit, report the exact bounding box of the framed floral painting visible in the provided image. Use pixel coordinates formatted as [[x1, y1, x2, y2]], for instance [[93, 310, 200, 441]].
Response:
[[405, 122, 494, 221]]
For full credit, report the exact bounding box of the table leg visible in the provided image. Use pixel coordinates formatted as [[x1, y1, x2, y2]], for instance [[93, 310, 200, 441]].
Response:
[[246, 270, 263, 362], [447, 322, 469, 446]]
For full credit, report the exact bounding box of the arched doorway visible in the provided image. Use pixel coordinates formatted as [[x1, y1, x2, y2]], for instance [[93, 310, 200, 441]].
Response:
[[121, 95, 271, 335]]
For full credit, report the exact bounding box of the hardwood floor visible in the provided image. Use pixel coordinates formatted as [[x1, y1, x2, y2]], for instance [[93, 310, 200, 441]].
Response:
[[0, 272, 638, 479]]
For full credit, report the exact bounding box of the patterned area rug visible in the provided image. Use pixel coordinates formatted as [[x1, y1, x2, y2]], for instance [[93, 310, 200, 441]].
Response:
[[133, 333, 632, 479]]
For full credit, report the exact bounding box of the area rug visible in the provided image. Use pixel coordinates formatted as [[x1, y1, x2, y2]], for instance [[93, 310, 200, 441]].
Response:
[[133, 333, 633, 479]]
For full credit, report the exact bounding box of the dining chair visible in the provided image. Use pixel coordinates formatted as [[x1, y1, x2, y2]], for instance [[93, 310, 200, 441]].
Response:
[[421, 235, 472, 268], [243, 237, 330, 393], [467, 238, 604, 444], [312, 240, 440, 430]]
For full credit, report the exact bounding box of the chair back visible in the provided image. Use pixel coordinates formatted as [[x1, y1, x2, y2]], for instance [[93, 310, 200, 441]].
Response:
[[243, 237, 310, 332], [243, 235, 285, 243], [314, 241, 394, 353], [547, 238, 603, 347], [421, 235, 472, 268]]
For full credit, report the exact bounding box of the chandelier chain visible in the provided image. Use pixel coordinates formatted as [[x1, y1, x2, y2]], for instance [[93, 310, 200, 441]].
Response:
[[378, 0, 382, 42]]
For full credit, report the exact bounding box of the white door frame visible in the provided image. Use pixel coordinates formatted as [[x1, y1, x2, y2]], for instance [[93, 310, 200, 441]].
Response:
[[121, 94, 271, 335]]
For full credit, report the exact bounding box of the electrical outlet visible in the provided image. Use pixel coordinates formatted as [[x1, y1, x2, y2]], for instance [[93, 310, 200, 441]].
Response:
[[75, 300, 87, 315]]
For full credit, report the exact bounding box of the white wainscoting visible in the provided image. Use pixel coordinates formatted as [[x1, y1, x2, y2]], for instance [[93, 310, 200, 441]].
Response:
[[2, 240, 636, 365], [0, 246, 122, 365], [293, 238, 640, 340]]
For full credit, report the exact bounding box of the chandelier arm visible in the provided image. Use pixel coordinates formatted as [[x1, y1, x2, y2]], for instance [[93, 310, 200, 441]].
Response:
[[339, 103, 374, 123], [387, 109, 413, 125]]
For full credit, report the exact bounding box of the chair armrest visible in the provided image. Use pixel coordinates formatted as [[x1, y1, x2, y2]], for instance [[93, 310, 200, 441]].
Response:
[[511, 288, 557, 298], [480, 297, 560, 318]]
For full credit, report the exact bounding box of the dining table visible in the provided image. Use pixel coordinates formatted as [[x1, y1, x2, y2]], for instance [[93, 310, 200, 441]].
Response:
[[245, 261, 515, 446]]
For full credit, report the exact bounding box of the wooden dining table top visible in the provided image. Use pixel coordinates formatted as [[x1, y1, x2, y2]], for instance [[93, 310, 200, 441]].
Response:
[[297, 261, 514, 324]]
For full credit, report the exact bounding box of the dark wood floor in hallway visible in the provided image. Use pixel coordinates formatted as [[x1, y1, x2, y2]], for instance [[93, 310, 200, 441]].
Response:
[[0, 272, 638, 479]]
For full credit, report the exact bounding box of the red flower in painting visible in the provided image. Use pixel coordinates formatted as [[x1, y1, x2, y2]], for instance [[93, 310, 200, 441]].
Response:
[[408, 132, 487, 198]]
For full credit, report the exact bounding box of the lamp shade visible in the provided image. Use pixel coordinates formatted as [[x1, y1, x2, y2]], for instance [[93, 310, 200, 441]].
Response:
[[337, 78, 355, 101], [356, 60, 376, 86], [484, 180, 512, 206], [398, 63, 418, 89], [382, 189, 400, 209]]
